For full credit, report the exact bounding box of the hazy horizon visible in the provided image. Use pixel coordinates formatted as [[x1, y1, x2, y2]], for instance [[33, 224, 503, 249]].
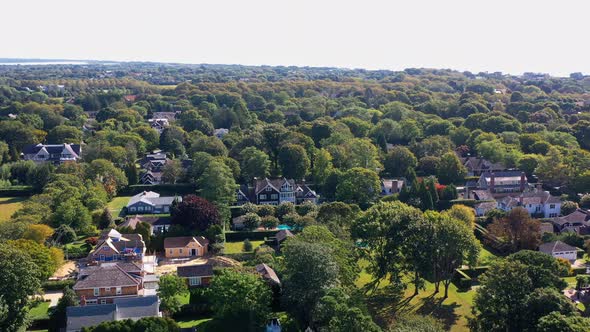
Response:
[[3, 0, 590, 77]]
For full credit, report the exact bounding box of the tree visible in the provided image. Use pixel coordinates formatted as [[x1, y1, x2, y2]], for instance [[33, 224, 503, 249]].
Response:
[[170, 195, 221, 232], [157, 274, 188, 315], [336, 167, 380, 208], [278, 144, 310, 180], [162, 159, 184, 184], [436, 152, 467, 184], [311, 288, 380, 332], [0, 243, 42, 332], [312, 148, 334, 187], [8, 239, 61, 280], [48, 287, 78, 332], [486, 207, 541, 252], [242, 239, 253, 252], [52, 224, 77, 245], [46, 125, 82, 143], [384, 146, 417, 178], [261, 216, 279, 230], [445, 204, 476, 229], [537, 312, 590, 332], [198, 160, 237, 206], [525, 288, 577, 329], [22, 224, 54, 244], [561, 201, 578, 215], [81, 317, 180, 332], [86, 159, 128, 198], [282, 241, 339, 327], [535, 147, 571, 189], [240, 147, 271, 182], [98, 207, 114, 229], [506, 250, 568, 289], [243, 213, 261, 231], [209, 269, 272, 332]]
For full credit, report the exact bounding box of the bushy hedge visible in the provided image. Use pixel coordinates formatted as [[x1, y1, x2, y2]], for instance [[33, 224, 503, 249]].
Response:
[[225, 230, 278, 241], [119, 184, 196, 196], [572, 266, 587, 275], [42, 279, 76, 291], [452, 266, 490, 290], [0, 186, 33, 197]]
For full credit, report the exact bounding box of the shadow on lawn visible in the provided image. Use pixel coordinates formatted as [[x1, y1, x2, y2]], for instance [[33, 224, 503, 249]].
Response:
[[366, 288, 460, 330]]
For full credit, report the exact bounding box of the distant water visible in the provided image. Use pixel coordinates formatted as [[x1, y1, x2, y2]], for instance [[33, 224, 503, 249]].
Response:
[[0, 61, 88, 66]]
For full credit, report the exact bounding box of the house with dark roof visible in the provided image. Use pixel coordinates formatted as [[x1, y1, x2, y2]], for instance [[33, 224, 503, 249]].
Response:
[[73, 263, 142, 304], [177, 264, 214, 287], [164, 236, 209, 258], [120, 215, 172, 235], [148, 118, 169, 133], [126, 191, 179, 214], [381, 179, 405, 195], [66, 296, 160, 332], [250, 178, 318, 206], [459, 157, 506, 176], [236, 184, 252, 206], [551, 209, 590, 234], [87, 229, 146, 263], [22, 143, 81, 164], [213, 128, 229, 139], [497, 190, 561, 218], [256, 263, 280, 285], [539, 241, 578, 261], [477, 171, 528, 195]]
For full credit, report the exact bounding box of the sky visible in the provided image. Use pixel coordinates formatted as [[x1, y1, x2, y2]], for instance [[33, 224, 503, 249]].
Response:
[[2, 0, 589, 76]]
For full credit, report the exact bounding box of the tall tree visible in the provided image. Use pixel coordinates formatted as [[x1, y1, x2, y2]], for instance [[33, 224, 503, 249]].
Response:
[[170, 195, 221, 232], [487, 207, 541, 252], [278, 143, 310, 180], [48, 287, 78, 332], [157, 274, 188, 315], [335, 167, 380, 209], [436, 152, 467, 184], [198, 160, 237, 206], [383, 146, 417, 178], [239, 147, 271, 182]]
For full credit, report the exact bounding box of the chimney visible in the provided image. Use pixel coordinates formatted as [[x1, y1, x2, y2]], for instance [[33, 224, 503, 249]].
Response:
[[519, 195, 524, 205], [520, 172, 526, 192], [489, 173, 495, 193], [80, 295, 86, 306]]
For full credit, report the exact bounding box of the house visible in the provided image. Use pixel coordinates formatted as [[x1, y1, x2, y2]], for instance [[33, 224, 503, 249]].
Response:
[[256, 263, 280, 285], [477, 171, 528, 195], [497, 191, 561, 218], [539, 241, 578, 262], [138, 151, 172, 185], [177, 264, 214, 287], [73, 263, 143, 304], [474, 201, 497, 217], [235, 184, 252, 206], [140, 170, 163, 185], [126, 191, 179, 214], [87, 230, 146, 263], [148, 118, 169, 133], [120, 215, 172, 235], [540, 222, 555, 234], [123, 94, 137, 103], [381, 179, 404, 195], [22, 143, 81, 164], [213, 128, 229, 139], [66, 296, 160, 332], [459, 157, 506, 176], [164, 236, 209, 258], [252, 178, 318, 206], [551, 209, 590, 234]]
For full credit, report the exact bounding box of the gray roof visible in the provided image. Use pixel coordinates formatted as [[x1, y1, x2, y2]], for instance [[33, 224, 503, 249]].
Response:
[[114, 296, 160, 319], [539, 241, 578, 254], [127, 191, 179, 208], [276, 230, 294, 243], [67, 304, 116, 331], [255, 263, 280, 285], [177, 264, 214, 278], [73, 264, 140, 290], [164, 236, 209, 248]]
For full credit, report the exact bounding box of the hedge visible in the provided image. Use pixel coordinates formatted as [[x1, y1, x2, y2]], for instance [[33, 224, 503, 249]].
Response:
[[43, 279, 76, 291], [0, 186, 33, 197], [449, 199, 478, 207], [452, 266, 490, 289], [572, 266, 587, 275], [225, 230, 278, 241]]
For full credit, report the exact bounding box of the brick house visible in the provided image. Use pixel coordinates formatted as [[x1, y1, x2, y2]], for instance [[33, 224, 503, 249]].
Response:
[[73, 263, 143, 305], [163, 236, 209, 258], [87, 230, 146, 263]]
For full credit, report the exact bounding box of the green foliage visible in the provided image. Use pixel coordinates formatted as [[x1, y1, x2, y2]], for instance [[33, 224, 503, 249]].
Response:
[[157, 274, 188, 315], [81, 317, 180, 332]]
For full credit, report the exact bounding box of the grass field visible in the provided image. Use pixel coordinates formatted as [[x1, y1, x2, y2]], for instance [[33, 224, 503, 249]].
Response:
[[0, 196, 27, 222], [224, 240, 265, 254], [356, 260, 475, 332], [29, 301, 50, 320], [106, 196, 131, 217], [177, 317, 213, 329]]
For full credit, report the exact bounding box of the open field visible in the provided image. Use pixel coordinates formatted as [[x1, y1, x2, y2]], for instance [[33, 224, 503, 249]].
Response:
[[106, 196, 131, 217], [224, 240, 265, 254], [0, 196, 27, 222]]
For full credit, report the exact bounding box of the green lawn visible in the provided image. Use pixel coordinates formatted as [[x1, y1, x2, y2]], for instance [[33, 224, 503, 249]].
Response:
[[478, 247, 499, 265], [0, 196, 27, 222], [224, 240, 265, 254], [177, 317, 213, 329], [28, 301, 50, 320], [357, 260, 475, 332], [106, 196, 131, 217]]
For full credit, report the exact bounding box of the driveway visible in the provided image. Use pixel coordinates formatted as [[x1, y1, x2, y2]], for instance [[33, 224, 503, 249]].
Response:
[[43, 291, 63, 307]]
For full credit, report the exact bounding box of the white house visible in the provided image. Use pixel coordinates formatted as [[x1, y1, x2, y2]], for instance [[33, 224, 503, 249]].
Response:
[[539, 241, 578, 262], [497, 190, 561, 218]]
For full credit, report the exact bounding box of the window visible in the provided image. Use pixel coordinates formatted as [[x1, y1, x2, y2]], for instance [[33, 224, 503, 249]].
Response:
[[266, 187, 272, 192], [189, 277, 202, 286], [271, 194, 278, 200], [116, 287, 122, 295], [550, 204, 555, 209], [260, 194, 267, 200], [94, 288, 100, 296], [100, 299, 106, 304], [105, 287, 111, 292], [179, 249, 183, 254], [169, 249, 174, 255], [86, 299, 97, 305]]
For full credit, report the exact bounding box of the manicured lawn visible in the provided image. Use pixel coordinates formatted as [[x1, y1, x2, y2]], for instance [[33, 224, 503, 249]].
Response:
[[177, 317, 213, 329], [106, 196, 131, 217], [357, 259, 475, 332], [478, 247, 499, 265], [224, 240, 265, 254], [0, 196, 27, 222], [562, 276, 577, 287], [178, 292, 190, 306], [29, 301, 50, 320]]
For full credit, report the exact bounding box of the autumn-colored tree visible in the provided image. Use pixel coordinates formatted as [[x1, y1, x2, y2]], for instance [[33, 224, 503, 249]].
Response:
[[486, 207, 540, 252], [170, 195, 221, 232]]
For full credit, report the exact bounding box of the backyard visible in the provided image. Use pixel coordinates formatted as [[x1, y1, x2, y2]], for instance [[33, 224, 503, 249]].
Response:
[[224, 240, 265, 254], [0, 196, 27, 222], [106, 196, 131, 217]]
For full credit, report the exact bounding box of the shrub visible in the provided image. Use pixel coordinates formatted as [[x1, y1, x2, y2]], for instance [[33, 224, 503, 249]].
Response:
[[243, 239, 253, 252], [53, 225, 77, 244], [580, 194, 590, 209], [243, 213, 261, 231], [275, 202, 295, 220], [257, 205, 275, 217], [261, 216, 279, 230]]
